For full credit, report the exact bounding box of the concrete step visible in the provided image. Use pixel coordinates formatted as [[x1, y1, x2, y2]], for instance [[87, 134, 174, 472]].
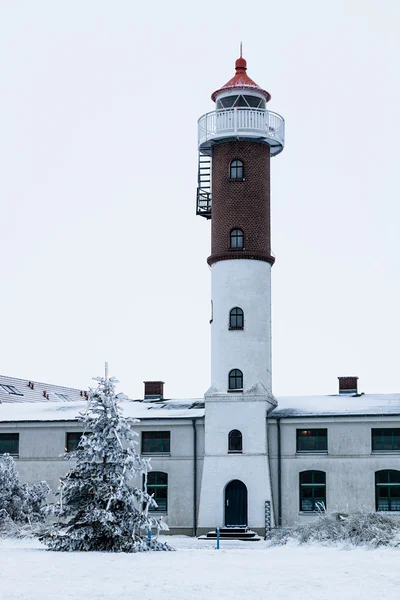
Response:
[[198, 527, 261, 541]]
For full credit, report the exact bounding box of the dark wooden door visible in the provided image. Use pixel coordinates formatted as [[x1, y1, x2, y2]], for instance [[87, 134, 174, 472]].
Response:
[[225, 480, 248, 526]]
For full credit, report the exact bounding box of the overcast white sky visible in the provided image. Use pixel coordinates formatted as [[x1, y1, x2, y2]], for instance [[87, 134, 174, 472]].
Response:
[[1, 0, 400, 399]]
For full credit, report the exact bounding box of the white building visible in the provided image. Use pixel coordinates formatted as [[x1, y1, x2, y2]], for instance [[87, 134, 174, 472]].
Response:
[[1, 55, 400, 536]]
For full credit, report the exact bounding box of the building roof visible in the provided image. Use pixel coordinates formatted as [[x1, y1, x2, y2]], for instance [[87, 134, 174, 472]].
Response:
[[0, 374, 86, 404], [270, 393, 400, 418], [0, 398, 205, 423], [0, 374, 205, 422], [211, 56, 271, 102], [1, 375, 400, 422]]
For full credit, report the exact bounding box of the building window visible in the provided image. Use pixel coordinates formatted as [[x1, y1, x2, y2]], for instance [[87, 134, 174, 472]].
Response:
[[0, 433, 19, 457], [147, 471, 168, 512], [297, 429, 328, 453], [141, 431, 170, 454], [66, 432, 86, 452], [228, 430, 243, 453], [0, 384, 23, 396], [228, 369, 243, 391], [230, 160, 244, 180], [230, 229, 244, 249], [376, 470, 400, 511], [372, 429, 400, 452], [300, 470, 326, 512], [229, 307, 244, 330], [55, 393, 71, 402]]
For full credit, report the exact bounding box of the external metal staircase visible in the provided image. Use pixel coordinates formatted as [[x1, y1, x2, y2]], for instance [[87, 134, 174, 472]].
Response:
[[196, 152, 212, 219]]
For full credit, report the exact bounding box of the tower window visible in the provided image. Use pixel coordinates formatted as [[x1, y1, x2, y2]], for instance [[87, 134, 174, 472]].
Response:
[[230, 160, 244, 180], [229, 307, 244, 330], [300, 470, 326, 512], [376, 470, 400, 511], [230, 229, 244, 249], [228, 429, 243, 453], [228, 369, 243, 391]]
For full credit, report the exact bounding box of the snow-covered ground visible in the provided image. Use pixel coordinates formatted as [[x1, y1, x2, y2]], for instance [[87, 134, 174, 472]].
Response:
[[1, 535, 399, 600]]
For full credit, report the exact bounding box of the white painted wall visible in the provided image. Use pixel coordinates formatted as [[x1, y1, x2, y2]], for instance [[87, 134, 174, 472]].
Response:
[[211, 259, 272, 394], [4, 419, 205, 534], [268, 417, 400, 526], [198, 391, 275, 532]]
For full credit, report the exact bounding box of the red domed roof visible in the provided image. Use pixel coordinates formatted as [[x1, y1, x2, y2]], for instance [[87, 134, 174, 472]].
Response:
[[211, 56, 271, 103]]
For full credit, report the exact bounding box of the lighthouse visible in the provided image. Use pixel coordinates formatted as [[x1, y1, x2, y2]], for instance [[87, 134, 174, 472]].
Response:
[[197, 53, 285, 534]]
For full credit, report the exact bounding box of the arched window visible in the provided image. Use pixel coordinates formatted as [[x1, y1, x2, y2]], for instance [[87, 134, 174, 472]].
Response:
[[228, 369, 243, 391], [230, 229, 244, 249], [228, 430, 243, 453], [376, 470, 400, 511], [230, 160, 244, 180], [299, 470, 326, 512], [229, 307, 244, 330], [145, 471, 168, 512]]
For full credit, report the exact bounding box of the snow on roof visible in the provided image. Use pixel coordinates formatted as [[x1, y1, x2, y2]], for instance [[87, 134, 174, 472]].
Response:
[[270, 393, 400, 418], [0, 397, 205, 423]]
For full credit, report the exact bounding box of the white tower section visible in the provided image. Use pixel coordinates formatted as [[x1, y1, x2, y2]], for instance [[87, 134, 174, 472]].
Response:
[[211, 259, 272, 393]]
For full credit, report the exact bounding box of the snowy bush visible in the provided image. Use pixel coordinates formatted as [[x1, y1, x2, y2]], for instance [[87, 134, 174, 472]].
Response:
[[0, 454, 50, 536], [40, 369, 173, 552], [272, 509, 400, 548]]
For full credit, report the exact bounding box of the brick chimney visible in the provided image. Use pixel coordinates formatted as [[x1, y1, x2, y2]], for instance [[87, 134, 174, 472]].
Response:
[[338, 376, 358, 395], [144, 381, 164, 400]]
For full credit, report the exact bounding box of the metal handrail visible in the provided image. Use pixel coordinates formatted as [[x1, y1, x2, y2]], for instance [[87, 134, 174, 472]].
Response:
[[198, 107, 285, 154]]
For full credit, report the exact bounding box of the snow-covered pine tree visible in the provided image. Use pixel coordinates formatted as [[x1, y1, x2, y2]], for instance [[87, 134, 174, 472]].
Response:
[[40, 370, 172, 552], [0, 454, 50, 533]]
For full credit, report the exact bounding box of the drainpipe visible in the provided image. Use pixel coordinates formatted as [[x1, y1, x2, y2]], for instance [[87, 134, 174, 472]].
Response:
[[192, 418, 197, 537], [277, 417, 282, 527]]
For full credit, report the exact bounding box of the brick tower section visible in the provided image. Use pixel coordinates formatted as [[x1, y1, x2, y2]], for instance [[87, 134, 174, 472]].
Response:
[[208, 141, 274, 267]]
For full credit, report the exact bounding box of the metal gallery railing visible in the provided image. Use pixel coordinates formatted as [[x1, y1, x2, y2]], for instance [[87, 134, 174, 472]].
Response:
[[198, 107, 285, 154]]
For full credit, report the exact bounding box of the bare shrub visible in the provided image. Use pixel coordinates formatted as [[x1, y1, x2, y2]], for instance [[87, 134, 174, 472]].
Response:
[[272, 509, 400, 548]]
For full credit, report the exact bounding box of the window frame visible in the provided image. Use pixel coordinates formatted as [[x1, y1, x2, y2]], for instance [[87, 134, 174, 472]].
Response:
[[55, 393, 71, 402], [141, 431, 171, 455], [375, 470, 400, 512], [216, 94, 265, 110], [145, 471, 168, 513], [299, 470, 326, 512], [65, 432, 86, 453], [296, 429, 328, 453], [229, 307, 244, 330], [230, 228, 244, 250], [228, 429, 243, 453], [0, 384, 23, 396], [372, 429, 400, 453], [0, 433, 20, 457], [229, 159, 244, 181], [228, 369, 243, 392]]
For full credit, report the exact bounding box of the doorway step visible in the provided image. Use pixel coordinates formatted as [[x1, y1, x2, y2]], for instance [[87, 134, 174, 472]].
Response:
[[198, 527, 260, 541]]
